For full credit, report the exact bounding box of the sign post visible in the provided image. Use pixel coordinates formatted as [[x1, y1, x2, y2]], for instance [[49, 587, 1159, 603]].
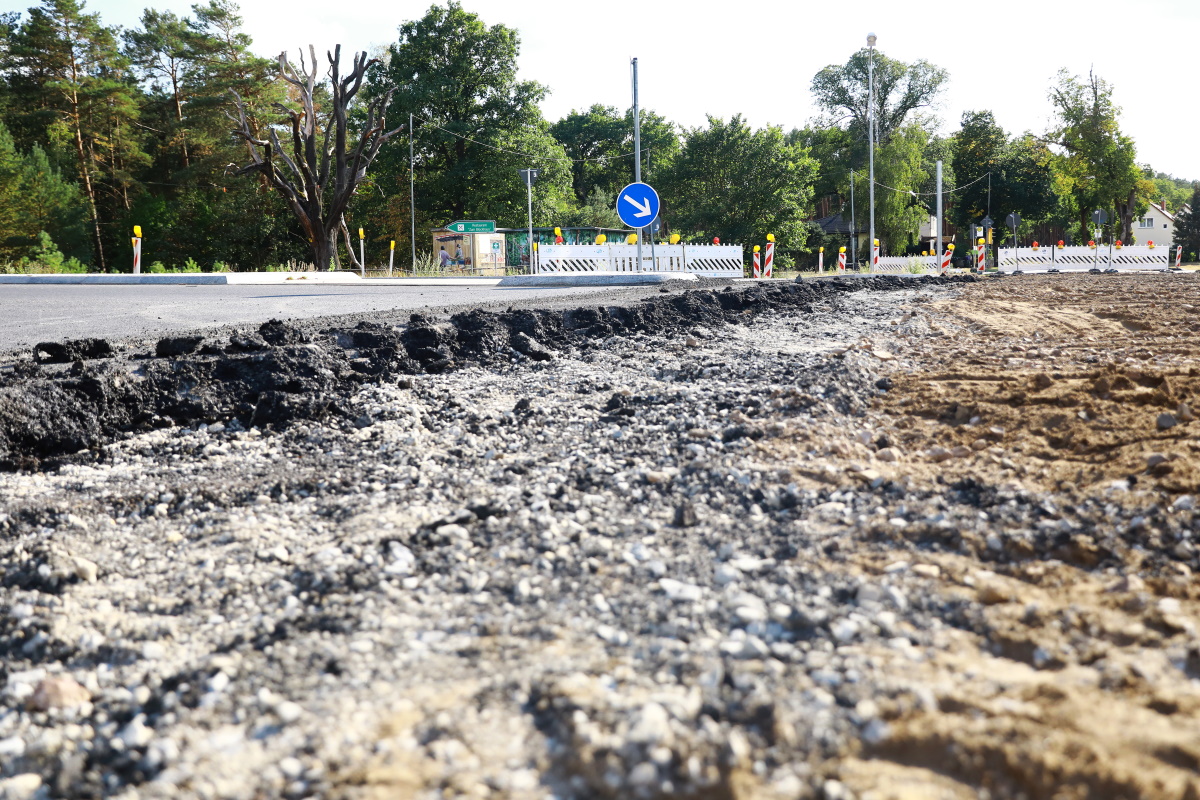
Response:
[[518, 170, 539, 272], [446, 220, 497, 234], [1091, 209, 1108, 270], [616, 181, 661, 272], [1006, 213, 1021, 271]]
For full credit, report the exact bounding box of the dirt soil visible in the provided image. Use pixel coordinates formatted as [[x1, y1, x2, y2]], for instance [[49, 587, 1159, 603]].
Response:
[[1, 273, 1198, 800], [762, 273, 1200, 800]]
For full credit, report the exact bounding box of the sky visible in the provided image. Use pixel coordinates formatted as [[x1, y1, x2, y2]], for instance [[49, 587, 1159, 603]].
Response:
[[57, 0, 1200, 182]]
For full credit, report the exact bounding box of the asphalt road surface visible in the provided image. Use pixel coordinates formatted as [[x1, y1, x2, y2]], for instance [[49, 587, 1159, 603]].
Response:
[[0, 283, 629, 355]]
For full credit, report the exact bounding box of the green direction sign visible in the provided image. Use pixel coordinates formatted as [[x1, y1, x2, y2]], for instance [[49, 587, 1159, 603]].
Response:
[[447, 220, 496, 234]]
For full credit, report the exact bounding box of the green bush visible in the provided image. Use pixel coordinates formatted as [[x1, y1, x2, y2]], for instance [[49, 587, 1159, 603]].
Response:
[[0, 232, 88, 273]]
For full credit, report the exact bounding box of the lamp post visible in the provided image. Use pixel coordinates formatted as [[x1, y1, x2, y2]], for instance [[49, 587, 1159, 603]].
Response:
[[867, 32, 876, 266]]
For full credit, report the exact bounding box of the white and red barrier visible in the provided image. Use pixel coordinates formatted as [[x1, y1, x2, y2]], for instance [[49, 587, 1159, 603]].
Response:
[[1177, 246, 1184, 268], [817, 247, 824, 273], [837, 247, 847, 274], [764, 236, 774, 278], [995, 244, 1171, 272], [940, 245, 953, 275], [871, 239, 879, 272], [752, 246, 761, 278]]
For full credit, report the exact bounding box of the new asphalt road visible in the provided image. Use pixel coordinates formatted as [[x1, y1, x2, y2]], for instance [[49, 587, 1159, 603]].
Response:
[[0, 283, 632, 355]]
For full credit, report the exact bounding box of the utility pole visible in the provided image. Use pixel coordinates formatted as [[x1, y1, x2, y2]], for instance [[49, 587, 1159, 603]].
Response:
[[935, 160, 943, 261], [632, 57, 643, 271], [867, 33, 877, 266], [409, 112, 416, 271], [526, 170, 535, 273]]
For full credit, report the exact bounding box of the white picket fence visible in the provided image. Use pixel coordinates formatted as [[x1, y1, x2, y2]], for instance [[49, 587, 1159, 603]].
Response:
[[997, 245, 1172, 272], [536, 243, 744, 277]]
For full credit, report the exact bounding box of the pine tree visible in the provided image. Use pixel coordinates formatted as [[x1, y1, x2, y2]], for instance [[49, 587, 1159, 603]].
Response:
[[1173, 184, 1200, 262], [8, 0, 147, 269], [0, 119, 88, 261]]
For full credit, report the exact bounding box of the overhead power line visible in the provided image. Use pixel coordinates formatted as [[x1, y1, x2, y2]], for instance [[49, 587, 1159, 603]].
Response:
[[412, 114, 642, 165]]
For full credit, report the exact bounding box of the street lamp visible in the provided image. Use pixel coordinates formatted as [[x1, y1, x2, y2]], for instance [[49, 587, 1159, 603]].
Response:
[[867, 32, 876, 268]]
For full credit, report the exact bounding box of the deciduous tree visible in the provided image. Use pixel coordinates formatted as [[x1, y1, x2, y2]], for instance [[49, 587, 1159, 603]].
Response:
[[230, 45, 404, 270], [364, 2, 572, 254], [811, 49, 947, 144], [660, 115, 817, 251], [1047, 69, 1149, 243]]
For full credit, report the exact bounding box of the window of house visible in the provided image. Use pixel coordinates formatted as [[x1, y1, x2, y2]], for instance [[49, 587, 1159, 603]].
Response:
[[1138, 217, 1154, 228]]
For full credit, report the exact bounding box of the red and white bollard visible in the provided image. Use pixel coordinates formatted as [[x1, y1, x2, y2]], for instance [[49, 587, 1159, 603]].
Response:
[[837, 247, 846, 274], [132, 224, 142, 274], [1177, 245, 1184, 268], [871, 239, 879, 272], [764, 234, 775, 278], [976, 239, 985, 273], [940, 245, 954, 275], [752, 245, 761, 279], [818, 246, 824, 273]]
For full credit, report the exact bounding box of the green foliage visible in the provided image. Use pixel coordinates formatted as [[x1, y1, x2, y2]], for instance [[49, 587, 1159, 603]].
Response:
[[659, 115, 817, 249], [8, 0, 150, 269], [871, 124, 933, 253], [0, 119, 89, 262], [0, 230, 86, 272], [550, 105, 679, 205], [810, 48, 948, 143], [1047, 69, 1150, 243], [558, 186, 622, 229], [363, 1, 573, 253], [1172, 184, 1200, 260], [950, 111, 1056, 231], [1149, 172, 1195, 212], [802, 49, 948, 255]]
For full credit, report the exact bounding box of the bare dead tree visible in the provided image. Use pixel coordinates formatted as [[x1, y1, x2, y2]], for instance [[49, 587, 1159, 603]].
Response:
[[228, 44, 403, 270]]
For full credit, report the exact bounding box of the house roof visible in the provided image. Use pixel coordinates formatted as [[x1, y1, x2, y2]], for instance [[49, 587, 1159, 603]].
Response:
[[1148, 200, 1176, 221], [813, 213, 865, 235]]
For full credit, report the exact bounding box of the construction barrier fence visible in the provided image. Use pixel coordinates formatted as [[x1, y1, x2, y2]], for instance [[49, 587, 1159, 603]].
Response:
[[996, 245, 1173, 273], [536, 243, 744, 278]]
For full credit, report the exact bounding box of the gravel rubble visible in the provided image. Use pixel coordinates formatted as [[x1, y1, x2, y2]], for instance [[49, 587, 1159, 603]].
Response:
[[1, 274, 1198, 799]]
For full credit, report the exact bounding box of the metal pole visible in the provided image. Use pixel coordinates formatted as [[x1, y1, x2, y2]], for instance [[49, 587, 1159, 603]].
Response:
[[632, 57, 643, 271], [935, 160, 943, 263], [409, 113, 416, 271], [850, 171, 856, 266], [526, 173, 534, 273], [867, 34, 876, 268]]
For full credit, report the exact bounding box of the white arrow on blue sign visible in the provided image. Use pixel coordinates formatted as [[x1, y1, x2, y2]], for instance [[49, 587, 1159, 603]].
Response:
[[616, 182, 660, 229]]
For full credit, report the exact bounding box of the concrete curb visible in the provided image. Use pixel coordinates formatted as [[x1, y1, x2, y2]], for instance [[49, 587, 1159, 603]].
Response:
[[497, 272, 699, 288], [0, 273, 510, 287], [0, 272, 367, 285], [365, 277, 502, 286]]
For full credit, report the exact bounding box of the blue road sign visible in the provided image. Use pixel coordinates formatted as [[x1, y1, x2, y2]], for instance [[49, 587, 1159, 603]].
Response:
[[616, 182, 660, 229]]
